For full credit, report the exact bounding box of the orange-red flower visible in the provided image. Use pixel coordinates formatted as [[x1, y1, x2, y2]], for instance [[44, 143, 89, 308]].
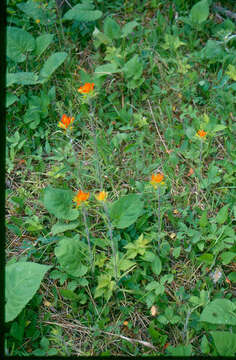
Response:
[[78, 82, 94, 94], [95, 191, 108, 202], [58, 114, 75, 130], [197, 129, 207, 138], [73, 190, 89, 207], [150, 173, 164, 189]]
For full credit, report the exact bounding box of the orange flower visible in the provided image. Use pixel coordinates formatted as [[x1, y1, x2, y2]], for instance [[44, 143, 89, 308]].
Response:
[[73, 190, 89, 207], [58, 114, 75, 130], [78, 82, 94, 94], [150, 173, 164, 189], [197, 129, 207, 138], [95, 191, 108, 202]]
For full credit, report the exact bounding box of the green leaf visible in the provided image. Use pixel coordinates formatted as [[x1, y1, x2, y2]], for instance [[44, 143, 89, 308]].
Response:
[[211, 124, 227, 133], [5, 262, 51, 322], [104, 17, 121, 40], [211, 331, 236, 356], [17, 0, 50, 24], [109, 194, 144, 229], [95, 63, 120, 77], [197, 253, 214, 265], [172, 246, 181, 259], [6, 72, 39, 87], [167, 344, 192, 356], [52, 220, 80, 235], [199, 209, 209, 228], [43, 187, 79, 220], [151, 256, 162, 276], [200, 299, 236, 325], [7, 26, 35, 63], [228, 272, 236, 282], [6, 93, 18, 107], [35, 34, 54, 57], [122, 55, 143, 80], [200, 335, 210, 354], [220, 251, 236, 265], [55, 237, 88, 277], [59, 289, 80, 301], [39, 52, 68, 82], [121, 21, 139, 38], [189, 0, 209, 24], [216, 204, 229, 224], [63, 3, 102, 22]]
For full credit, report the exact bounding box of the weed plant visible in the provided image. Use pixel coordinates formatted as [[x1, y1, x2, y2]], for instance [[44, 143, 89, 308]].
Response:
[[5, 0, 236, 356]]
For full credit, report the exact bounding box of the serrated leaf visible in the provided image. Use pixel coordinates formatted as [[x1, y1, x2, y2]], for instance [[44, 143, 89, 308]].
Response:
[[59, 289, 80, 301], [43, 187, 78, 220], [109, 194, 144, 229], [200, 299, 236, 325], [5, 262, 51, 322], [39, 52, 67, 82], [55, 237, 88, 277], [7, 26, 35, 63]]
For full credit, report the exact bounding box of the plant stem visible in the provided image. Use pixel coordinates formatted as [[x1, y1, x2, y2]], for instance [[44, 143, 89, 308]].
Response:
[[82, 205, 93, 269], [157, 186, 161, 248], [104, 203, 118, 283]]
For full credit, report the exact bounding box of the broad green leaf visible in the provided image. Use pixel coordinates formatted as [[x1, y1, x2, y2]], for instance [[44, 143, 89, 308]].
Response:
[[95, 63, 120, 77], [122, 55, 143, 80], [63, 3, 102, 22], [121, 20, 139, 38], [226, 64, 236, 81], [167, 344, 192, 356], [200, 335, 210, 354], [190, 0, 209, 24], [211, 331, 236, 356], [211, 124, 227, 133], [39, 52, 68, 82], [55, 237, 88, 277], [52, 220, 80, 235], [59, 289, 80, 301], [43, 187, 78, 220], [17, 0, 49, 24], [6, 93, 18, 107], [216, 204, 229, 224], [6, 72, 39, 87], [5, 262, 51, 322], [93, 27, 112, 48], [199, 209, 209, 228], [228, 272, 236, 282], [220, 251, 236, 265], [197, 253, 214, 265], [151, 256, 162, 276], [35, 34, 54, 57], [200, 299, 236, 325], [104, 17, 121, 40], [109, 194, 144, 229], [7, 26, 35, 63]]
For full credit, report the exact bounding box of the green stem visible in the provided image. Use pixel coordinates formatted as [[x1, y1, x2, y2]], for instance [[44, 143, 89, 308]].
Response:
[[104, 203, 118, 283], [82, 205, 93, 269]]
